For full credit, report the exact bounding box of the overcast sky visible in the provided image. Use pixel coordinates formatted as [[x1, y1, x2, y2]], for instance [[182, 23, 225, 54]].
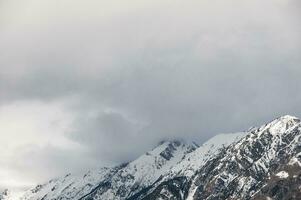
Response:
[[0, 0, 300, 192]]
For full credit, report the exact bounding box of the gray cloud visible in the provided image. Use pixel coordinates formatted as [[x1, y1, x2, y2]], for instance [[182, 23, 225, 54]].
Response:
[[0, 0, 300, 190]]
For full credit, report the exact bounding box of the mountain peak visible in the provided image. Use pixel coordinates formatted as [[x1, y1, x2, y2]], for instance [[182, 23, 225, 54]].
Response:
[[156, 139, 197, 147], [277, 114, 299, 122], [147, 139, 198, 160], [14, 115, 301, 200], [257, 115, 301, 136]]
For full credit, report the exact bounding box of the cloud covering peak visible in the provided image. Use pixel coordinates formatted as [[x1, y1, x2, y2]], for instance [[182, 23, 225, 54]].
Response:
[[0, 0, 300, 191]]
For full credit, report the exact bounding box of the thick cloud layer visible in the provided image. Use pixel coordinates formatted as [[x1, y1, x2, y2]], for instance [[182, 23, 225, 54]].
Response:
[[0, 0, 300, 191]]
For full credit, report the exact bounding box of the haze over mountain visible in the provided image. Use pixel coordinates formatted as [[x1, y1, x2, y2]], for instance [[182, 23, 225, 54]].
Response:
[[2, 115, 301, 199], [0, 0, 300, 195]]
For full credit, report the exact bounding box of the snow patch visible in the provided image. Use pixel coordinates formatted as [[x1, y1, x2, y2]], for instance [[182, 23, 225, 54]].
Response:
[[276, 171, 289, 179], [289, 157, 301, 166]]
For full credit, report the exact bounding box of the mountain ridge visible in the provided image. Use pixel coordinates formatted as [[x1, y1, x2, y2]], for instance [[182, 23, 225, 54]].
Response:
[[2, 115, 301, 200]]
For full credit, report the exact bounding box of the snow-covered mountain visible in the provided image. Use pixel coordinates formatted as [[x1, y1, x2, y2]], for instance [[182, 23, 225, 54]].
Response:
[[5, 115, 301, 200], [18, 141, 199, 200]]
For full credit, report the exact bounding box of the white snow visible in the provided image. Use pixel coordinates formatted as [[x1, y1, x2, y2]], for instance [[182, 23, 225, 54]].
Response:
[[289, 157, 301, 166], [276, 171, 289, 179], [168, 132, 246, 177], [19, 140, 196, 200], [171, 132, 246, 199], [19, 167, 115, 200], [14, 132, 245, 200], [13, 115, 301, 200], [0, 189, 25, 200], [261, 115, 299, 136], [97, 141, 196, 200]]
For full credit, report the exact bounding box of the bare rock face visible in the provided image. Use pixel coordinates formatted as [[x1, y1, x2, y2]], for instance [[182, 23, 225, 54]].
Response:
[[252, 161, 301, 200], [18, 115, 301, 200]]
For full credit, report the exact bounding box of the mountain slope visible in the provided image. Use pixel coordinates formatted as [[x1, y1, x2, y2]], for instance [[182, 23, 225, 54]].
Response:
[[15, 115, 301, 200], [190, 115, 301, 200], [135, 115, 301, 200], [17, 132, 245, 200], [80, 141, 198, 200], [20, 141, 198, 200]]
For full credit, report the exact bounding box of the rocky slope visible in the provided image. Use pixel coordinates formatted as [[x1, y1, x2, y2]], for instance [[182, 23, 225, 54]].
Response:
[[9, 115, 301, 200], [18, 141, 200, 200], [133, 115, 301, 200]]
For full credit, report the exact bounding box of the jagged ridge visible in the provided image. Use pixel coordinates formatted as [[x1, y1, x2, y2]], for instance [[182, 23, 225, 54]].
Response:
[[137, 115, 301, 200], [7, 115, 301, 200]]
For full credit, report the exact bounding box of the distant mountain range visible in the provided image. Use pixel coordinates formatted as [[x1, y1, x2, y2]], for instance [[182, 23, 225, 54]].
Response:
[[2, 115, 301, 200]]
